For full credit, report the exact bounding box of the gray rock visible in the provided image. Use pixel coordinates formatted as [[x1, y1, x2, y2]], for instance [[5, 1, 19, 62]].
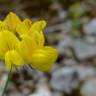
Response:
[[50, 65, 95, 94], [9, 92, 23, 96], [50, 67, 79, 93], [75, 65, 95, 81], [58, 36, 73, 48], [84, 36, 96, 44], [57, 36, 73, 57], [52, 91, 64, 96], [45, 21, 72, 34], [81, 78, 96, 96], [73, 39, 96, 60], [62, 58, 78, 66], [58, 10, 68, 20], [83, 19, 96, 35], [30, 83, 51, 96]]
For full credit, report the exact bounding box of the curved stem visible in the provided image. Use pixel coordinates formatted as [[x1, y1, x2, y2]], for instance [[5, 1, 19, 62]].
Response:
[[1, 66, 12, 96]]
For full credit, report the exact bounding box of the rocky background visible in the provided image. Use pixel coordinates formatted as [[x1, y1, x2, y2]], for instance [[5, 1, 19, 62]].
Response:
[[1, 0, 96, 96]]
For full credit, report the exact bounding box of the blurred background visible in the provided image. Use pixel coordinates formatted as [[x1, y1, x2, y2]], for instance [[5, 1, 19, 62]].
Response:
[[1, 0, 96, 96]]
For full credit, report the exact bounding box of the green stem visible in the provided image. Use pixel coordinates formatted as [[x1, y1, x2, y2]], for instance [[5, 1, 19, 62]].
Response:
[[1, 66, 12, 96]]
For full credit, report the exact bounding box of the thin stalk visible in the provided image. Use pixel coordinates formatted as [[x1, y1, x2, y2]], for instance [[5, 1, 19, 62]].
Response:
[[1, 66, 12, 96]]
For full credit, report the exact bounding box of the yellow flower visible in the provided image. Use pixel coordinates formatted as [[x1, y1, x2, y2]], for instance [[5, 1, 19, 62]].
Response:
[[17, 20, 46, 47], [0, 21, 8, 31], [0, 30, 24, 71], [16, 19, 32, 35], [19, 35, 58, 71], [4, 12, 21, 32], [5, 50, 24, 71], [30, 47, 58, 71], [0, 30, 19, 60], [0, 12, 58, 72]]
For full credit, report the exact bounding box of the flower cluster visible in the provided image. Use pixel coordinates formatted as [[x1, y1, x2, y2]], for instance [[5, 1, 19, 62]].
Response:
[[0, 12, 58, 72]]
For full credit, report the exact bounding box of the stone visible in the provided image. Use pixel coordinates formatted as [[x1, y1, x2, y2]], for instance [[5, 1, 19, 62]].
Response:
[[81, 78, 96, 96], [52, 91, 64, 96], [73, 39, 96, 60], [45, 21, 71, 34], [57, 36, 73, 57], [75, 65, 95, 81], [62, 58, 78, 66], [84, 36, 96, 44], [83, 19, 96, 35], [30, 81, 51, 96], [58, 36, 73, 49], [50, 67, 79, 93], [58, 10, 68, 20], [9, 91, 23, 96]]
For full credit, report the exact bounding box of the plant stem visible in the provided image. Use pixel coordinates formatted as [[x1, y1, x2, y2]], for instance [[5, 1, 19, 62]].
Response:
[[1, 67, 12, 96]]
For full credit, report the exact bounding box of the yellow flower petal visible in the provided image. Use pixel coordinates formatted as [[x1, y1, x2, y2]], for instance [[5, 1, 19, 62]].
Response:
[[4, 12, 21, 32], [29, 20, 46, 46], [16, 19, 32, 36], [5, 50, 24, 71], [0, 20, 2, 24], [0, 30, 19, 59], [30, 46, 58, 71], [19, 35, 37, 63], [30, 20, 46, 31], [0, 20, 7, 31]]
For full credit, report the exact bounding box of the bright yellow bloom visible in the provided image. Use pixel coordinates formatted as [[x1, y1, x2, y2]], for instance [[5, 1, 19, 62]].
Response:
[[0, 30, 19, 60], [5, 50, 24, 71], [4, 12, 21, 32], [16, 19, 32, 35], [28, 20, 46, 46], [0, 12, 58, 72], [0, 30, 24, 71], [31, 47, 58, 71]]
